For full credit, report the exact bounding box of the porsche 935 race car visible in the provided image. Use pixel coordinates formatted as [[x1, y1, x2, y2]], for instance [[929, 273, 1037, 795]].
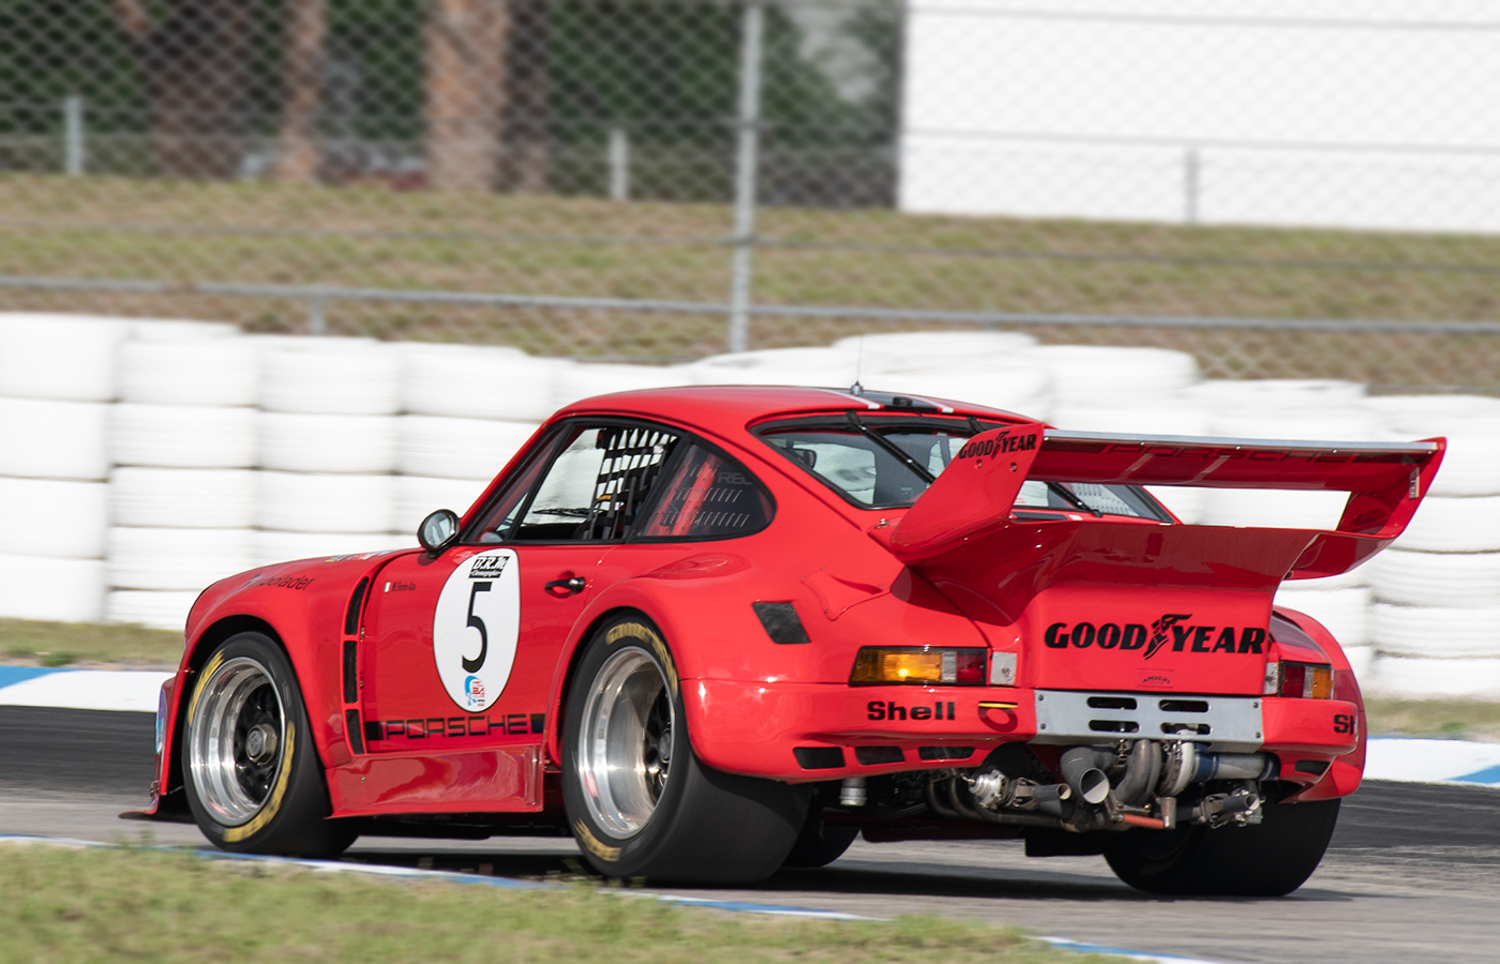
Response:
[[132, 385, 1444, 895]]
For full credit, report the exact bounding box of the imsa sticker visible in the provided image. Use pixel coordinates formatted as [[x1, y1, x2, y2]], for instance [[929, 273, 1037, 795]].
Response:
[[432, 549, 521, 713]]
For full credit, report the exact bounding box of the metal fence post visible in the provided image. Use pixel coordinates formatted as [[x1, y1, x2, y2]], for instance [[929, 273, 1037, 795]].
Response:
[[1184, 146, 1200, 225], [727, 0, 765, 354], [63, 94, 85, 177], [608, 126, 630, 202]]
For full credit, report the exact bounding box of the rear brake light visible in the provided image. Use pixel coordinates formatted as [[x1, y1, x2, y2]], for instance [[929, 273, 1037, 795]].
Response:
[[851, 647, 986, 685], [1264, 661, 1332, 699]]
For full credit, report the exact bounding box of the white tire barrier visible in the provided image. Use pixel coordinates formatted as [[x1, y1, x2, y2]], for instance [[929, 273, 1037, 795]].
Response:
[[1372, 549, 1500, 608], [110, 468, 256, 530], [260, 339, 400, 415], [107, 527, 255, 591], [124, 319, 238, 342], [0, 398, 111, 480], [401, 344, 562, 421], [551, 363, 692, 410], [0, 553, 106, 622], [0, 478, 108, 559], [257, 471, 395, 534], [259, 413, 398, 474], [689, 348, 861, 388], [1363, 396, 1500, 497], [835, 331, 1037, 369], [1275, 586, 1372, 647], [0, 314, 128, 401], [252, 530, 408, 569], [1372, 603, 1500, 659], [1371, 655, 1500, 699], [1200, 488, 1350, 531], [118, 338, 260, 407], [111, 404, 257, 469], [396, 416, 537, 481], [106, 590, 202, 631], [1342, 645, 1375, 680], [1396, 496, 1500, 553], [1189, 379, 1368, 412], [393, 476, 491, 534], [1050, 402, 1211, 436], [1022, 346, 1199, 404]]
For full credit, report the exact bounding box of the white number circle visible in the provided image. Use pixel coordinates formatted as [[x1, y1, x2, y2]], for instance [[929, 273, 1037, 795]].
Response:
[[432, 548, 520, 712]]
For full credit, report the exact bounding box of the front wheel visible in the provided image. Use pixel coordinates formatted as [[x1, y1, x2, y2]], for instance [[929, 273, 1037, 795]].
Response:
[[561, 615, 808, 884], [1105, 798, 1340, 896], [182, 632, 357, 858]]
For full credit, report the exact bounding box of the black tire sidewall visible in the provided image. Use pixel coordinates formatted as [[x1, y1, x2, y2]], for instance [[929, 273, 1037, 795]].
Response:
[[181, 632, 351, 857], [561, 616, 694, 878]]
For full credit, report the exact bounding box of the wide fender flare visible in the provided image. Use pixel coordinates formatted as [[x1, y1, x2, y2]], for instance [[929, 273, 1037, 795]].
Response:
[[168, 557, 404, 781], [1271, 604, 1367, 802], [542, 577, 780, 769]]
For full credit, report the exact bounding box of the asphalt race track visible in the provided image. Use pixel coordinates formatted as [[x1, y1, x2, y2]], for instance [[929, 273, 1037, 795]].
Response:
[[4, 707, 1499, 964]]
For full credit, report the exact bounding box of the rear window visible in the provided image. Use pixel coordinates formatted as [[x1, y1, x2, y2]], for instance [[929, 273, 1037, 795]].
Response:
[[758, 416, 1166, 519]]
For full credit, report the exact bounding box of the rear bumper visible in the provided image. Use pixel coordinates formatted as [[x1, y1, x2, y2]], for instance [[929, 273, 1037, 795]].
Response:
[[686, 679, 1360, 788]]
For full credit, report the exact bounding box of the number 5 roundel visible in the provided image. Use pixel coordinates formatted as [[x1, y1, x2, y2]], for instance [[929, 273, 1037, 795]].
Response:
[[432, 549, 521, 712]]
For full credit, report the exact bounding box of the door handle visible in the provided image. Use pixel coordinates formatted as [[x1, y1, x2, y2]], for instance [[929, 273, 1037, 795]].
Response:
[[545, 575, 586, 596]]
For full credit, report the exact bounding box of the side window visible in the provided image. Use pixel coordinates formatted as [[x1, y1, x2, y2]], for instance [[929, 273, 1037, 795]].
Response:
[[510, 423, 680, 542], [641, 444, 773, 540]]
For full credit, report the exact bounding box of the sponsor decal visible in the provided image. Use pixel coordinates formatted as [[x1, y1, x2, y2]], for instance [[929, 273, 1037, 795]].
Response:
[[1334, 713, 1356, 735], [958, 430, 1037, 459], [367, 712, 544, 741], [1136, 669, 1175, 689], [867, 701, 957, 722], [383, 581, 417, 593], [432, 548, 521, 712], [1044, 614, 1265, 659], [244, 573, 315, 591]]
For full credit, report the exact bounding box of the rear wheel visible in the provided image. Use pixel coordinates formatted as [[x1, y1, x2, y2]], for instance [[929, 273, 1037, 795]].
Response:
[[561, 615, 808, 883], [781, 810, 859, 869], [182, 632, 357, 858], [1105, 798, 1340, 896]]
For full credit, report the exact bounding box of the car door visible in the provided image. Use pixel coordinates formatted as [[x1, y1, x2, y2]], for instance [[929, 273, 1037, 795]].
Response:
[[351, 420, 684, 809]]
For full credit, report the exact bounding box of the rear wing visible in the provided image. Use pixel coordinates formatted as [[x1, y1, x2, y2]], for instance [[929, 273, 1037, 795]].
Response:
[[888, 423, 1445, 581]]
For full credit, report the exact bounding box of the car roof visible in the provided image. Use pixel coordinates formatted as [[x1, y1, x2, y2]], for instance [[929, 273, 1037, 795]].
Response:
[[549, 384, 1033, 436]]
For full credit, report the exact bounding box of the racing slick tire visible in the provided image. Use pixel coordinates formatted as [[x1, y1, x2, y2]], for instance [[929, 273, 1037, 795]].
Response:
[[182, 632, 358, 858], [1104, 798, 1340, 896], [561, 614, 809, 884]]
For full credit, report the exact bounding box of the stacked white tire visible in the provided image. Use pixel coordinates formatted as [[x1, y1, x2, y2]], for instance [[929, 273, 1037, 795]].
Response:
[[1363, 396, 1500, 697], [107, 330, 264, 629], [0, 315, 129, 622]]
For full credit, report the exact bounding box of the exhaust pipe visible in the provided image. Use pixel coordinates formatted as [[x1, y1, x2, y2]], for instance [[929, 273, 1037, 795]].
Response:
[[1111, 739, 1161, 807], [1158, 743, 1275, 797], [1060, 746, 1114, 805]]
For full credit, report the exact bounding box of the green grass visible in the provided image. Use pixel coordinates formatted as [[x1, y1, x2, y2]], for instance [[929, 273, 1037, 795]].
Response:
[[0, 843, 1115, 964], [0, 618, 182, 669], [2, 173, 1498, 378], [1363, 698, 1500, 743]]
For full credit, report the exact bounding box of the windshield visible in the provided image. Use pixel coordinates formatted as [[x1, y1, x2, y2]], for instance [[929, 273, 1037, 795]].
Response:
[[758, 416, 1167, 519]]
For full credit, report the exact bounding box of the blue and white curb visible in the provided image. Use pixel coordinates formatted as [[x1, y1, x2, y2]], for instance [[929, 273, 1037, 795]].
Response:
[[4, 667, 1500, 787], [0, 666, 172, 713]]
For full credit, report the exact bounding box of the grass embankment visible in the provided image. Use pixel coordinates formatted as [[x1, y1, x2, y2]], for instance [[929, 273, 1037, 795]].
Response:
[[0, 844, 1112, 964], [1, 173, 1496, 375], [6, 619, 1500, 738]]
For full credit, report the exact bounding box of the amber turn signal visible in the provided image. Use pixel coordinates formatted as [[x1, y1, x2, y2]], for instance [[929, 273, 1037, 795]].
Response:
[[851, 647, 987, 685]]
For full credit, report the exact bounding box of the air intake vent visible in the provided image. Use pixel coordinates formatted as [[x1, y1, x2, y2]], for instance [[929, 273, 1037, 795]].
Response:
[[344, 577, 369, 636], [854, 746, 904, 765], [918, 746, 975, 761], [793, 746, 844, 770], [752, 601, 810, 645]]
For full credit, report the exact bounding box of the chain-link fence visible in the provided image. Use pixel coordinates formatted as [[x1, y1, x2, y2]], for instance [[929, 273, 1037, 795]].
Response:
[[3, 0, 1500, 388]]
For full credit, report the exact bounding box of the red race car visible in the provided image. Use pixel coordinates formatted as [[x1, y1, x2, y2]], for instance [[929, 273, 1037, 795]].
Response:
[[134, 386, 1443, 895]]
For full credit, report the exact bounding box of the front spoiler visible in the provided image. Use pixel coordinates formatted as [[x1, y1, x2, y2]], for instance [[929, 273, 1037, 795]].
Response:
[[686, 679, 1360, 793]]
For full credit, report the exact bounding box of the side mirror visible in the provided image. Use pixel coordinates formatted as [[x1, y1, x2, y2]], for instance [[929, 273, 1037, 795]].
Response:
[[418, 509, 460, 554]]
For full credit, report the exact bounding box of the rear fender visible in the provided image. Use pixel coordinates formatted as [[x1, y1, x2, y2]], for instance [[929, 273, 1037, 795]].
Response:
[[1270, 605, 1366, 801]]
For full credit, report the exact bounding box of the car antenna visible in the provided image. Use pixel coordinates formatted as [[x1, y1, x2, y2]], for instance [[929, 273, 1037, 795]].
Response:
[[849, 336, 865, 395]]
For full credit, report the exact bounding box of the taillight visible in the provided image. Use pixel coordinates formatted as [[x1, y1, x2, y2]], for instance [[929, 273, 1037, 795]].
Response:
[[1264, 661, 1333, 699], [851, 647, 987, 685]]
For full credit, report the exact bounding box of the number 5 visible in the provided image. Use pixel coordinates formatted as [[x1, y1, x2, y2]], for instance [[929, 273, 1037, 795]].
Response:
[[464, 582, 491, 672]]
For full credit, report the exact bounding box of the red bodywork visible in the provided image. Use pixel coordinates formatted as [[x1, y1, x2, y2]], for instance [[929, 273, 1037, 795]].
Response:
[[140, 387, 1443, 827]]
